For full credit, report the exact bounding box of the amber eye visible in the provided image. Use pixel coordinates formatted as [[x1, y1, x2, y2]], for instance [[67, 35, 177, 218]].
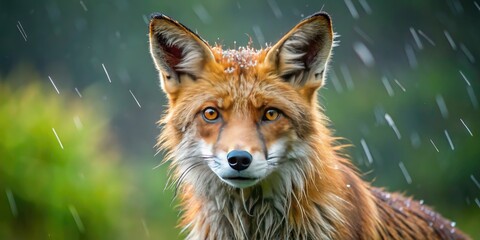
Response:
[[202, 107, 219, 122], [263, 108, 280, 121]]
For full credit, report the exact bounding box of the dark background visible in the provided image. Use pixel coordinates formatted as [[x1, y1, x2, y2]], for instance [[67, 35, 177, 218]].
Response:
[[1, 0, 479, 239]]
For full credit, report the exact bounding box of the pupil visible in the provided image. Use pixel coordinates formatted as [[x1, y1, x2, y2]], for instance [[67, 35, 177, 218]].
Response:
[[206, 109, 216, 118]]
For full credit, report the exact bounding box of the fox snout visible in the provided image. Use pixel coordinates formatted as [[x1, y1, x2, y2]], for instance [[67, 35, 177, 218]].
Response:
[[204, 118, 272, 189], [227, 150, 253, 171]]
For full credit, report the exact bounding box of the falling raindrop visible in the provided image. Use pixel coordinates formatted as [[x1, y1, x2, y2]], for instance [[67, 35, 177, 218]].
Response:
[[353, 41, 375, 67], [444, 129, 454, 150], [252, 25, 265, 47], [74, 87, 82, 98], [430, 139, 439, 152], [48, 76, 60, 94], [471, 174, 480, 190], [5, 189, 18, 217], [102, 63, 112, 83], [410, 132, 421, 148], [399, 161, 412, 184], [267, 0, 283, 19], [475, 198, 480, 208], [404, 44, 417, 68], [79, 0, 88, 11], [384, 113, 401, 139], [460, 118, 473, 136], [73, 116, 83, 130], [459, 70, 471, 86], [417, 30, 436, 46], [69, 205, 85, 233], [354, 27, 373, 44], [475, 1, 480, 11], [340, 64, 354, 91], [381, 76, 394, 97], [141, 218, 151, 238], [16, 21, 27, 42], [344, 0, 359, 19], [435, 94, 449, 119], [129, 90, 142, 108], [358, 0, 372, 14], [193, 4, 212, 24], [443, 30, 456, 50], [142, 15, 149, 25], [52, 128, 64, 149], [328, 69, 344, 93], [374, 105, 386, 125], [360, 138, 373, 165], [466, 86, 478, 109], [394, 79, 406, 92], [410, 27, 423, 50], [459, 43, 475, 63]]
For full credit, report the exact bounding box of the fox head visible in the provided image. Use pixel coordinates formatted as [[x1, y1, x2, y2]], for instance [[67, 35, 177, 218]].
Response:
[[150, 13, 334, 192]]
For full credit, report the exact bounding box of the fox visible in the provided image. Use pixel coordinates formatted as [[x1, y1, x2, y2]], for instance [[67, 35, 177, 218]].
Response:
[[148, 12, 470, 240]]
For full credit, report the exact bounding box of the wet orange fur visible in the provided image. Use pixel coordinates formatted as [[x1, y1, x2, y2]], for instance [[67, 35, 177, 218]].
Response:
[[149, 12, 470, 240]]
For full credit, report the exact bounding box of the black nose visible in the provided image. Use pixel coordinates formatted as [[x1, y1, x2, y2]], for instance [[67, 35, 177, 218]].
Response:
[[227, 150, 252, 171]]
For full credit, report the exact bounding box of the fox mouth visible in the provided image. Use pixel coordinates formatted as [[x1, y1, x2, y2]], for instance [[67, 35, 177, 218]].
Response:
[[220, 176, 260, 188], [223, 176, 258, 181]]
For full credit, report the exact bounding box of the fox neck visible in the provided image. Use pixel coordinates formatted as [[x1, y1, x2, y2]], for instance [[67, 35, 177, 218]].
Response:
[[177, 134, 380, 240]]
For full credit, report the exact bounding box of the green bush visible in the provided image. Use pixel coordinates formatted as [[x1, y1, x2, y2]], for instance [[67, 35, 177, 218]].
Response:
[[0, 66, 130, 239]]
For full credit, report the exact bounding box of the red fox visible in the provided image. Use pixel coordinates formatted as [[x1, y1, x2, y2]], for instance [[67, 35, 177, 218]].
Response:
[[148, 12, 470, 239]]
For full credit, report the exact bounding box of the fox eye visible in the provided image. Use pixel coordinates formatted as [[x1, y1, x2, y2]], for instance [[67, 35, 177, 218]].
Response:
[[202, 107, 219, 123], [262, 108, 280, 122]]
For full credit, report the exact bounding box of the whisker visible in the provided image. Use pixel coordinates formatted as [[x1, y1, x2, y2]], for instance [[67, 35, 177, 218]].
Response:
[[175, 155, 216, 162], [172, 162, 205, 198]]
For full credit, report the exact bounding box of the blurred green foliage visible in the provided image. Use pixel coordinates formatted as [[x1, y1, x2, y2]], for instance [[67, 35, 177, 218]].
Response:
[[0, 66, 127, 239], [0, 66, 178, 239]]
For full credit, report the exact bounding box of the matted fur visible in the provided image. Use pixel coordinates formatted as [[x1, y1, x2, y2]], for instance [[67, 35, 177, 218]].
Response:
[[149, 12, 470, 240]]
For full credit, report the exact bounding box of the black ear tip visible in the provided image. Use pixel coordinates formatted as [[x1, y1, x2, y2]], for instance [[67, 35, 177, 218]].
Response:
[[150, 12, 169, 20]]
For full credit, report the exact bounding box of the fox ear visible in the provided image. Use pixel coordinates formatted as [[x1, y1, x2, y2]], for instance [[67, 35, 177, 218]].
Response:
[[265, 12, 334, 90], [149, 14, 215, 95]]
